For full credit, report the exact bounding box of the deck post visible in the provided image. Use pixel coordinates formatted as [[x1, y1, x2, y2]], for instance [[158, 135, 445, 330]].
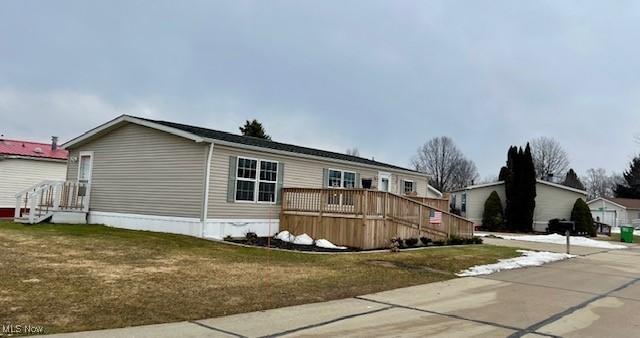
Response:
[[362, 190, 368, 226], [418, 205, 423, 232], [319, 190, 325, 220], [15, 196, 21, 219]]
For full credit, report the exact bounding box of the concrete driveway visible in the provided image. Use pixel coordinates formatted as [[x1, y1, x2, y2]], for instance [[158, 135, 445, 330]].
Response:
[[43, 240, 640, 338]]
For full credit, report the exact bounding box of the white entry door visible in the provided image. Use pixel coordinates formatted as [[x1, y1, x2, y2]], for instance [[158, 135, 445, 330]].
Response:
[[77, 152, 93, 196], [378, 172, 391, 192]]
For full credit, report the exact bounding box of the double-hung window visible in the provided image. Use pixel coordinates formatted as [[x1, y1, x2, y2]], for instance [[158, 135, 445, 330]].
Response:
[[235, 157, 278, 203], [328, 169, 357, 205]]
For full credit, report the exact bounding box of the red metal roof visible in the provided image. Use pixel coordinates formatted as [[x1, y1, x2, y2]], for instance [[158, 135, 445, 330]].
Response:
[[0, 139, 68, 160]]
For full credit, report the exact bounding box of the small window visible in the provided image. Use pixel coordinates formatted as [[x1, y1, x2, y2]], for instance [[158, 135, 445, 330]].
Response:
[[452, 194, 457, 208], [404, 180, 414, 194], [235, 157, 278, 203], [461, 193, 467, 212]]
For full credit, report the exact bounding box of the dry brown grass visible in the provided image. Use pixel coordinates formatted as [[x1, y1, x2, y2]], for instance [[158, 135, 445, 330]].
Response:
[[0, 221, 519, 335]]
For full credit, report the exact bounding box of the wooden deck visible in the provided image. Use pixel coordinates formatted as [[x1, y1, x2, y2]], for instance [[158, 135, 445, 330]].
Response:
[[280, 188, 474, 249]]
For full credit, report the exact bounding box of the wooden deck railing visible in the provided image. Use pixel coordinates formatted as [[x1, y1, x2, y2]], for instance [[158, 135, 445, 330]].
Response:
[[281, 188, 474, 249], [406, 196, 450, 211]]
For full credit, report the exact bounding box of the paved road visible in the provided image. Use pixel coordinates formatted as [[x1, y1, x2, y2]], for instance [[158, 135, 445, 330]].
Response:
[[44, 240, 640, 338]]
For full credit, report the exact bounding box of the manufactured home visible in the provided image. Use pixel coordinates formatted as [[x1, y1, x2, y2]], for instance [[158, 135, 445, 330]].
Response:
[[450, 180, 588, 232], [1, 137, 67, 218], [14, 115, 472, 249]]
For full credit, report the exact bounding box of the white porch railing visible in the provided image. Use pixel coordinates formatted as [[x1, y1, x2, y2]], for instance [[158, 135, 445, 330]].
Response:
[[15, 181, 91, 223]]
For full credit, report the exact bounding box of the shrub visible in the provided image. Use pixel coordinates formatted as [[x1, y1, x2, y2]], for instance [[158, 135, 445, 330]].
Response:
[[224, 235, 233, 241], [571, 198, 596, 237], [472, 236, 483, 244], [389, 237, 401, 252], [405, 238, 418, 247], [419, 237, 432, 246], [432, 240, 445, 246], [446, 235, 465, 246], [245, 232, 258, 245], [482, 191, 505, 231]]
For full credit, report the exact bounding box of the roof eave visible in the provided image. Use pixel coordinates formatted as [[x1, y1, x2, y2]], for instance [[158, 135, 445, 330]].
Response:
[[62, 115, 426, 177]]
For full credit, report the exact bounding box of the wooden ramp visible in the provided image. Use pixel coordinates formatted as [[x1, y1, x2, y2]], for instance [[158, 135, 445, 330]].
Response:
[[280, 188, 474, 249]]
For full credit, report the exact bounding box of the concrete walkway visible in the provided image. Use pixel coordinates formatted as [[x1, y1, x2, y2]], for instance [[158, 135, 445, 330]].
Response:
[[43, 241, 640, 338]]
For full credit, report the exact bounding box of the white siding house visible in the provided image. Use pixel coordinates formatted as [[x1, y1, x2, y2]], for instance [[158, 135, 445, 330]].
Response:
[[0, 138, 68, 217], [587, 197, 640, 228]]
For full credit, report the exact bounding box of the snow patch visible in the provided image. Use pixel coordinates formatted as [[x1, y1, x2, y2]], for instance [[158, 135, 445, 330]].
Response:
[[497, 233, 627, 249], [457, 250, 575, 277], [315, 239, 347, 250], [275, 231, 294, 243], [292, 233, 314, 245]]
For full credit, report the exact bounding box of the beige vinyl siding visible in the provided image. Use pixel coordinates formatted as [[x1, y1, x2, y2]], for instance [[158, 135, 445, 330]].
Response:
[[533, 183, 586, 226], [207, 144, 428, 219], [463, 185, 506, 224], [588, 199, 627, 227], [395, 174, 429, 197], [455, 181, 586, 227], [0, 158, 67, 208], [66, 123, 207, 218]]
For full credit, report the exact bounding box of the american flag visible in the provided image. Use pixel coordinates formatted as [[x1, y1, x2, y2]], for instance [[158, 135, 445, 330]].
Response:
[[429, 211, 442, 224]]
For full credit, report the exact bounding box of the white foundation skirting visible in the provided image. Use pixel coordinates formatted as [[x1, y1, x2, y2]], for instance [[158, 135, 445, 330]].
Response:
[[204, 218, 280, 239], [87, 211, 279, 239], [88, 211, 204, 237]]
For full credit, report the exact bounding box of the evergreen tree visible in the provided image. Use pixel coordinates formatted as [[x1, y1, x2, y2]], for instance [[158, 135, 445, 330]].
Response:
[[519, 143, 537, 232], [503, 146, 518, 231], [562, 168, 585, 190], [614, 156, 640, 198], [498, 166, 510, 181], [502, 144, 536, 232], [482, 191, 504, 231], [571, 198, 596, 237], [239, 119, 271, 140]]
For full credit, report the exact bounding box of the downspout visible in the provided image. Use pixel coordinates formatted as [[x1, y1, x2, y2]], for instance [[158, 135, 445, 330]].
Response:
[[201, 142, 214, 237]]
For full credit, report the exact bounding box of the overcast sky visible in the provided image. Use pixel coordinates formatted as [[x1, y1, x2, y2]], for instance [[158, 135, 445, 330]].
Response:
[[1, 1, 639, 178]]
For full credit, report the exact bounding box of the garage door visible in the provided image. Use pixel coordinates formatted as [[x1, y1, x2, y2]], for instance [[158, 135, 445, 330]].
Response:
[[592, 210, 616, 226]]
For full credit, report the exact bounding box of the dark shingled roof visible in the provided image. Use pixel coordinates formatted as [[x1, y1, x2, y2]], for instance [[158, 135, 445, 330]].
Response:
[[135, 116, 420, 173]]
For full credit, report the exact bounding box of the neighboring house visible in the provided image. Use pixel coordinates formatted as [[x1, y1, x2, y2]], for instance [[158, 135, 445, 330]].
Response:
[[0, 137, 68, 218], [450, 180, 588, 232], [16, 115, 449, 242], [587, 197, 640, 228]]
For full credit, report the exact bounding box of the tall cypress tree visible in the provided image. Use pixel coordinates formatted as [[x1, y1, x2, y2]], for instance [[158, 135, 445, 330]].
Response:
[[503, 146, 518, 231], [502, 144, 537, 232], [520, 143, 537, 232]]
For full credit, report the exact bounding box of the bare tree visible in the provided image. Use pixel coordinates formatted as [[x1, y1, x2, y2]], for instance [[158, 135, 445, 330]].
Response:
[[411, 136, 479, 192], [345, 147, 360, 157], [582, 168, 617, 200], [530, 137, 570, 180]]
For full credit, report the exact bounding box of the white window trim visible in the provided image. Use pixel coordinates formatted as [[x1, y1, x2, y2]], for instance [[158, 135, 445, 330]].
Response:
[[76, 151, 94, 184], [234, 156, 279, 204], [403, 179, 415, 195], [328, 168, 357, 189]]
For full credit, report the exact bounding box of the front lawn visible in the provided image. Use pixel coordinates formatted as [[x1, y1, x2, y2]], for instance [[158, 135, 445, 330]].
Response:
[[0, 221, 519, 334]]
